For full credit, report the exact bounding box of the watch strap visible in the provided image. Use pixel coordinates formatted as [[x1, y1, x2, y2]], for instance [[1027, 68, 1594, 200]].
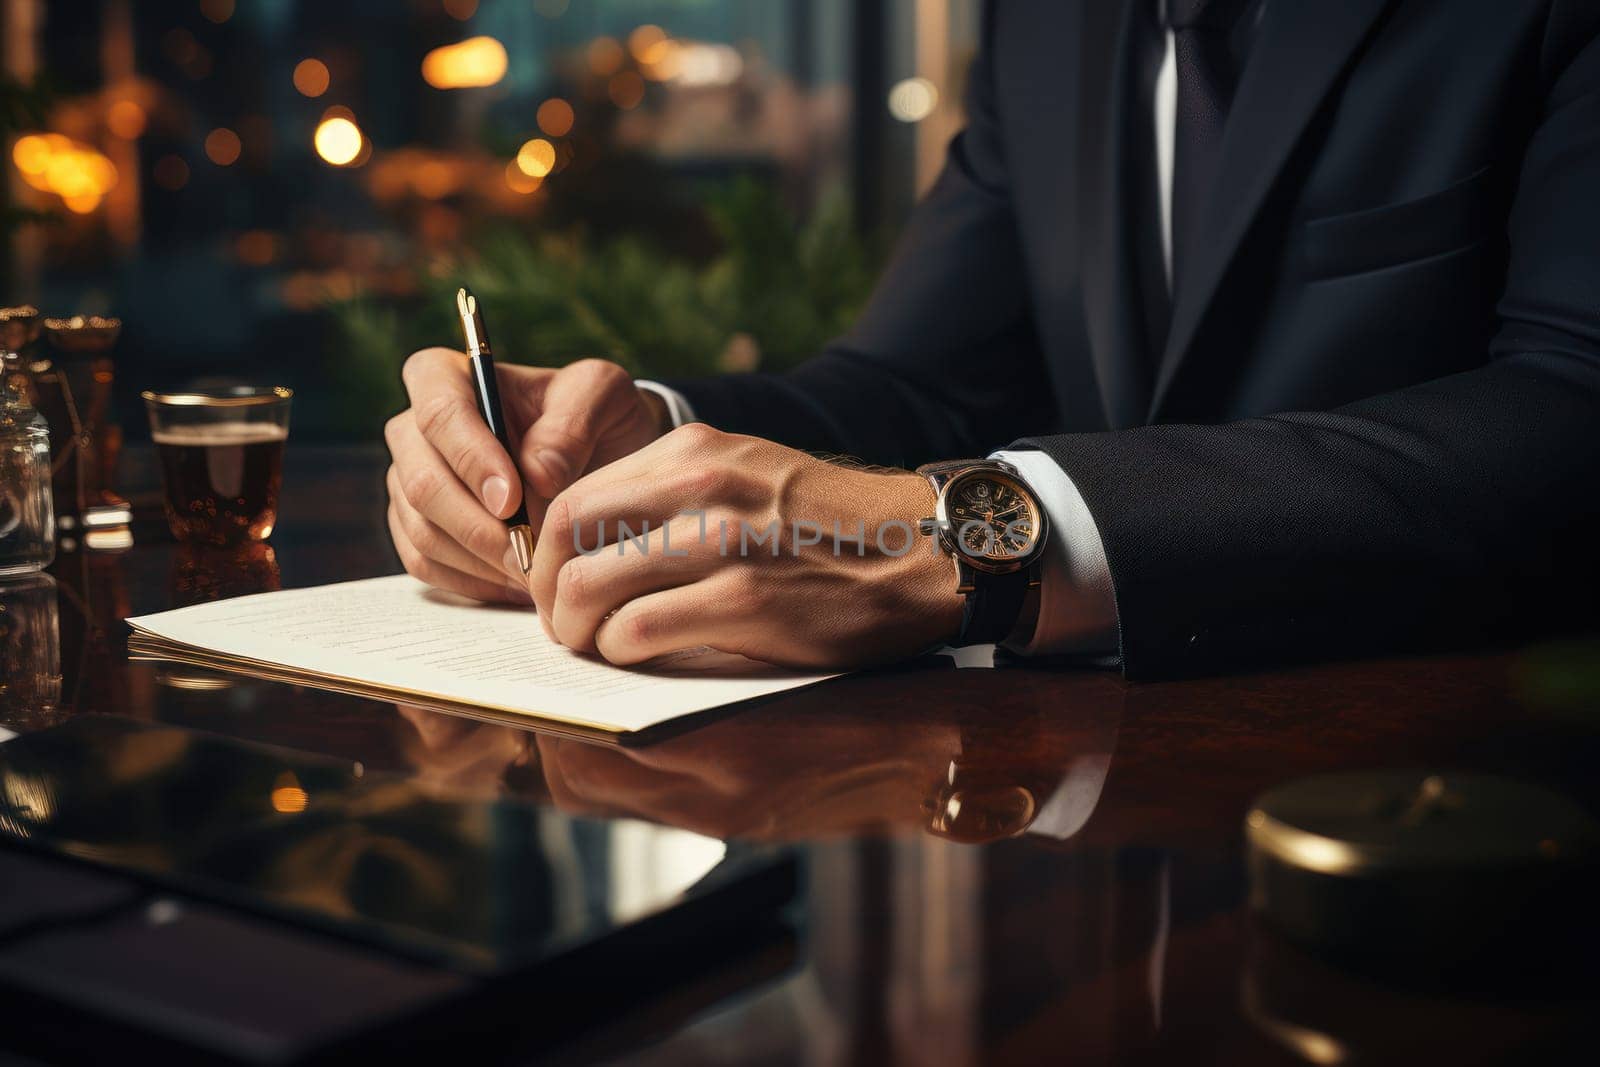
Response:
[[957, 567, 1031, 646]]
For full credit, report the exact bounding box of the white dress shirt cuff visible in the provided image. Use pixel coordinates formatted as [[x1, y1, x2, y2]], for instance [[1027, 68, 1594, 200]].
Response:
[[635, 380, 698, 428], [991, 448, 1119, 659]]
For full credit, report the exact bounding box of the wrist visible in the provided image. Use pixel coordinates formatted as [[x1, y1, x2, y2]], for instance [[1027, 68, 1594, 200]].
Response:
[[888, 473, 966, 648]]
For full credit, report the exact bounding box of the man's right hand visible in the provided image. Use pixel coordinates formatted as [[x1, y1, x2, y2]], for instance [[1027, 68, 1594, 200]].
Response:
[[385, 351, 670, 604]]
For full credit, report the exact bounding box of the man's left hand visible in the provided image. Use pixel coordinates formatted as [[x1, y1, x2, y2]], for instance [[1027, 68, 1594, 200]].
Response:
[[526, 424, 965, 668]]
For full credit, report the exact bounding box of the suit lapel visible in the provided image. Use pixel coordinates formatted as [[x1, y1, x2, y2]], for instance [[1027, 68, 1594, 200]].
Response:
[[1148, 0, 1394, 417], [1077, 0, 1153, 430]]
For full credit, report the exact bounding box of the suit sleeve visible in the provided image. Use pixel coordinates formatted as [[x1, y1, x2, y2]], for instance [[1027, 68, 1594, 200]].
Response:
[[1019, 13, 1600, 679], [663, 5, 1055, 469]]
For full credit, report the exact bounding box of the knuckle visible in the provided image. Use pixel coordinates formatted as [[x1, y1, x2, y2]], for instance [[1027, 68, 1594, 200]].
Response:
[[383, 412, 409, 451], [544, 494, 574, 538], [404, 514, 439, 557], [415, 393, 466, 442], [554, 557, 591, 610], [462, 521, 505, 563], [670, 422, 719, 449], [403, 466, 443, 509], [618, 608, 655, 648], [401, 347, 456, 386], [569, 357, 629, 391]]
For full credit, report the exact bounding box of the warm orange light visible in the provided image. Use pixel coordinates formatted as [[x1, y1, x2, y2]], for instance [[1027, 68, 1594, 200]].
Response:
[[13, 133, 119, 209], [153, 154, 190, 191], [271, 786, 308, 813], [536, 97, 574, 137], [63, 192, 102, 214], [628, 25, 669, 64], [608, 70, 645, 110], [204, 127, 242, 166], [293, 58, 330, 97], [413, 159, 455, 199], [588, 36, 624, 76], [515, 138, 556, 178], [443, 0, 478, 19], [314, 116, 363, 165], [421, 36, 508, 89], [107, 99, 147, 139], [12, 134, 54, 177], [200, 0, 234, 24], [235, 230, 278, 266], [639, 41, 681, 81], [505, 161, 542, 195]]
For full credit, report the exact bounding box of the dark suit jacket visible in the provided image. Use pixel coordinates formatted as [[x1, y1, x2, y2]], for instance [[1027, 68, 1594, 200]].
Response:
[[669, 0, 1600, 679]]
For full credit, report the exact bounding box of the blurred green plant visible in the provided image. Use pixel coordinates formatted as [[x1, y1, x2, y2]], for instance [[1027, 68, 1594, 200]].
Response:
[[327, 181, 879, 434]]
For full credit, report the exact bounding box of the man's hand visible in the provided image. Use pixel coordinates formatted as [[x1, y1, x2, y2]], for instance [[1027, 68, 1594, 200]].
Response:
[[525, 424, 966, 669], [385, 352, 669, 603]]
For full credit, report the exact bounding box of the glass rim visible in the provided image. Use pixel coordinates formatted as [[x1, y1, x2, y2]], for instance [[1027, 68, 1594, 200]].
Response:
[[142, 386, 293, 408]]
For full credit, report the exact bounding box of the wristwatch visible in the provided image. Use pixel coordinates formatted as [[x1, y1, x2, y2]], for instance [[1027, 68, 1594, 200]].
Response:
[[916, 459, 1049, 646]]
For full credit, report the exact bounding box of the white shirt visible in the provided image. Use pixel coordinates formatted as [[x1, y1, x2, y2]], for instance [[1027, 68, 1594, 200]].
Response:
[[636, 22, 1191, 660]]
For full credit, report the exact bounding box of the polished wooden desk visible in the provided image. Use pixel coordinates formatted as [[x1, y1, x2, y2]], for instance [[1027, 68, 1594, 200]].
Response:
[[7, 445, 1599, 1063]]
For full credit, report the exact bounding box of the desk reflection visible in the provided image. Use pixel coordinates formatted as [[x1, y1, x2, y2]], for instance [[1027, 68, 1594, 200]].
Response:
[[395, 667, 1124, 846]]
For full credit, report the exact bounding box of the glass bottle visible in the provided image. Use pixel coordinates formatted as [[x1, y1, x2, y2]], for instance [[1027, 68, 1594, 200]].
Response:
[[0, 305, 55, 576]]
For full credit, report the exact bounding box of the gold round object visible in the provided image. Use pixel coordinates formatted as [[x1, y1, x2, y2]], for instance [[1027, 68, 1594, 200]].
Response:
[[141, 386, 293, 408], [1246, 770, 1600, 980], [42, 316, 122, 353], [0, 305, 41, 351]]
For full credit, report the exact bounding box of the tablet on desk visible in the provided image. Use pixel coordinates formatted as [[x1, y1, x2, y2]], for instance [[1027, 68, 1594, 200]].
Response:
[[0, 715, 799, 1063]]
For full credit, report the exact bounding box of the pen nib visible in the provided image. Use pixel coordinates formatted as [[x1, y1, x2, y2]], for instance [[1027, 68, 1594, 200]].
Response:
[[456, 287, 475, 319], [509, 525, 534, 576]]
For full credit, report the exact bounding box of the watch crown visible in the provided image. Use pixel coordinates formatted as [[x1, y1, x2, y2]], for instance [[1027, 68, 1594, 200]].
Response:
[[917, 518, 943, 536]]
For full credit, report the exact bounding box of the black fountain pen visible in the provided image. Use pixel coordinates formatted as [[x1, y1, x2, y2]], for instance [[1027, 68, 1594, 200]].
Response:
[[456, 286, 535, 576]]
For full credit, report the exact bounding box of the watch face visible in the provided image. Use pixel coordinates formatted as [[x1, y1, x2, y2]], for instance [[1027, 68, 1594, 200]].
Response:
[[944, 471, 1042, 566]]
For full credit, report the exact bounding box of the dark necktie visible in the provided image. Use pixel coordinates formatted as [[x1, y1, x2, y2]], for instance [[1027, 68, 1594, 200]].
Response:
[[1167, 0, 1254, 291]]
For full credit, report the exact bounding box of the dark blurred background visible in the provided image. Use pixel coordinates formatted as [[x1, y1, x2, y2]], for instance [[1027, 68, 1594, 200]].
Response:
[[2, 0, 979, 440]]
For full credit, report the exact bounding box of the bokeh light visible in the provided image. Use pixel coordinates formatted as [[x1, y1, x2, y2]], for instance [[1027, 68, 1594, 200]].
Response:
[[505, 161, 542, 195], [235, 230, 279, 266], [443, 0, 478, 19], [536, 98, 574, 137], [516, 138, 557, 177], [672, 43, 743, 87], [12, 133, 119, 211], [888, 77, 939, 122], [608, 70, 646, 110], [204, 127, 242, 166], [314, 116, 363, 165], [629, 25, 670, 65], [200, 0, 234, 24], [421, 36, 507, 89], [270, 785, 308, 814], [293, 58, 330, 97], [588, 37, 624, 77], [107, 99, 147, 139]]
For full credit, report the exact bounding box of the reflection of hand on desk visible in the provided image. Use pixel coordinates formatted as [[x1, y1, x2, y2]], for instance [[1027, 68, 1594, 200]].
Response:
[[387, 667, 1124, 845]]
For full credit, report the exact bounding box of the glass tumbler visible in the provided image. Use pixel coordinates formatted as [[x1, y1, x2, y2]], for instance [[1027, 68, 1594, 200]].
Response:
[[143, 386, 292, 544]]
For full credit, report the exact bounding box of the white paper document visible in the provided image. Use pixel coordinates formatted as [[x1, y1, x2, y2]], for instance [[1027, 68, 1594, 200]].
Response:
[[127, 574, 838, 736]]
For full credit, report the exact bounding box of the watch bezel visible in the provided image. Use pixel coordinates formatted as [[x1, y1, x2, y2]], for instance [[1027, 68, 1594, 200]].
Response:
[[930, 465, 1049, 575]]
